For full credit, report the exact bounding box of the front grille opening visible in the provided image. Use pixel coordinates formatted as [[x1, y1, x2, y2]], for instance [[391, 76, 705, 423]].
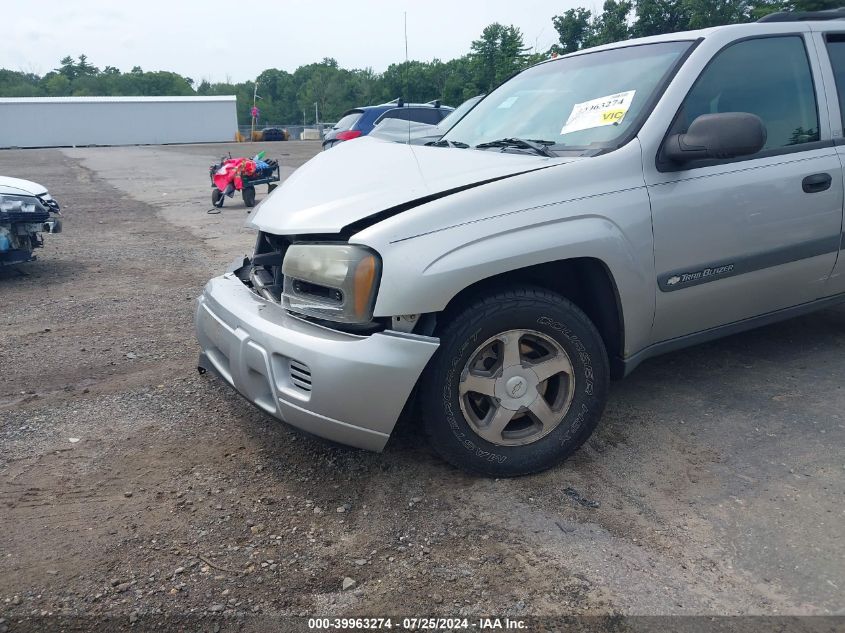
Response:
[[288, 360, 312, 393], [241, 232, 290, 303], [243, 232, 387, 336], [292, 280, 343, 304]]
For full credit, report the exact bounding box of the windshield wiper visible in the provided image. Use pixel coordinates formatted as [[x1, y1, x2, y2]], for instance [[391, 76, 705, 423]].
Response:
[[426, 139, 470, 148], [475, 138, 556, 157]]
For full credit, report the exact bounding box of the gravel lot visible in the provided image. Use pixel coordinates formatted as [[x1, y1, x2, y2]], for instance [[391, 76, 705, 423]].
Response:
[[1, 141, 843, 630]]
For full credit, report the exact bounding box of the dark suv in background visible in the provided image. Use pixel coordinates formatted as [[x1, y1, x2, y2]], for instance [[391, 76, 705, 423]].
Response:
[[322, 99, 453, 149]]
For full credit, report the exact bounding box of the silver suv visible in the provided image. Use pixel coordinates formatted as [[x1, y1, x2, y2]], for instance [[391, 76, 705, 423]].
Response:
[[197, 15, 845, 476]]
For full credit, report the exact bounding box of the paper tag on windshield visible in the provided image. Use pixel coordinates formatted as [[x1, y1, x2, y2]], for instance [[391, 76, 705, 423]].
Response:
[[561, 90, 636, 134]]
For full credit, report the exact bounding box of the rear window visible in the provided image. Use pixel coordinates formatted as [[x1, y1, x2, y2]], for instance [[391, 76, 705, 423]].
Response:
[[334, 111, 363, 131], [374, 107, 447, 125]]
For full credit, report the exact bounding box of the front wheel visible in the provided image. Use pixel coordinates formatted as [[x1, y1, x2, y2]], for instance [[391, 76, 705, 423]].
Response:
[[420, 287, 609, 476], [242, 186, 256, 207]]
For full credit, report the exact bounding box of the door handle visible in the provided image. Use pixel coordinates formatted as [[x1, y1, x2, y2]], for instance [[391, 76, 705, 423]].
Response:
[[802, 173, 832, 193]]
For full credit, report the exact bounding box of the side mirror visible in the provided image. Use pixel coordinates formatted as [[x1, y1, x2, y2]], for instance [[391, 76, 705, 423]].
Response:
[[663, 112, 767, 164]]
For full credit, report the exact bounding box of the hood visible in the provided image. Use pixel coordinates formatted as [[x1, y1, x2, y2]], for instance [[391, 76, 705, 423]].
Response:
[[250, 136, 567, 235], [0, 176, 48, 197]]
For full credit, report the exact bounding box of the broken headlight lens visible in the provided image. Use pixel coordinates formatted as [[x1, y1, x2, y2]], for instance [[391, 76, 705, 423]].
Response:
[[282, 244, 381, 324], [0, 194, 46, 214]]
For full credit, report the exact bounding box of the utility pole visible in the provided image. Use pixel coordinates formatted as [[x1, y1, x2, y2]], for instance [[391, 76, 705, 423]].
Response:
[[314, 102, 319, 128], [250, 80, 260, 140]]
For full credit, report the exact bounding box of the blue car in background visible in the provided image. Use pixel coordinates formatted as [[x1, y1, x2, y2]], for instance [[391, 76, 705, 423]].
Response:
[[322, 99, 453, 150]]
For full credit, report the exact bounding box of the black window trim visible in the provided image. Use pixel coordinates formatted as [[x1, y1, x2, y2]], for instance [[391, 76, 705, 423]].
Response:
[[823, 32, 845, 144], [656, 32, 830, 173]]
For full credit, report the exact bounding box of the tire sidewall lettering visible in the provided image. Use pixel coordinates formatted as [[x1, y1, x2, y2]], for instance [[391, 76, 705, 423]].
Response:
[[443, 328, 506, 462], [537, 315, 594, 396]]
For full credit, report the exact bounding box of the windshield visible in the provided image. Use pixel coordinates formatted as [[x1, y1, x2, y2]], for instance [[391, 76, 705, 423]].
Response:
[[443, 41, 692, 152], [436, 95, 484, 133]]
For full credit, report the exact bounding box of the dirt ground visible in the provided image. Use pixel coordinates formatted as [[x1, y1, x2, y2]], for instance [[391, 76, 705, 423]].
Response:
[[1, 142, 843, 630]]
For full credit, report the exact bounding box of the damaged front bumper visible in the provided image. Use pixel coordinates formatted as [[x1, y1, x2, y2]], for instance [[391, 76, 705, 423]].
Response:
[[195, 273, 439, 451], [0, 215, 61, 266]]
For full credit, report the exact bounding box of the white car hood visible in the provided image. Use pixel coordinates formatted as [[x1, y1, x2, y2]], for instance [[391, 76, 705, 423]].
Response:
[[0, 176, 48, 197], [250, 136, 566, 235]]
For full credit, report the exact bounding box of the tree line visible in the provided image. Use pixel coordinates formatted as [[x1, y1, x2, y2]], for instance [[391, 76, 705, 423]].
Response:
[[0, 0, 833, 126]]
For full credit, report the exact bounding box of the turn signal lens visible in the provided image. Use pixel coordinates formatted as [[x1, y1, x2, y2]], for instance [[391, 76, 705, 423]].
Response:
[[353, 255, 377, 319]]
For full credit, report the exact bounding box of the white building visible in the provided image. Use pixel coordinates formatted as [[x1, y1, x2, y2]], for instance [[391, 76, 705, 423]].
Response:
[[0, 96, 238, 148]]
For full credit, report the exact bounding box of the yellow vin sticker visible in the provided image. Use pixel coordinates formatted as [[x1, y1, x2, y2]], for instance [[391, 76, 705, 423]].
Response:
[[561, 90, 636, 134]]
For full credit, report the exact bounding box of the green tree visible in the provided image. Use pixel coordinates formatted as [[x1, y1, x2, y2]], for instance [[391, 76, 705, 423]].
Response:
[[441, 56, 477, 105], [379, 60, 448, 103], [0, 69, 43, 97], [633, 0, 754, 36], [76, 54, 98, 77], [43, 73, 71, 96], [632, 0, 690, 36], [470, 23, 530, 92], [686, 0, 753, 28], [588, 0, 634, 46], [56, 56, 77, 80], [551, 8, 594, 54], [752, 0, 839, 18], [550, 1, 633, 53]]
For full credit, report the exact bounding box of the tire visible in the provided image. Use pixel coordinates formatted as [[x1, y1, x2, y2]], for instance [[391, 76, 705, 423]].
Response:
[[420, 287, 609, 477], [242, 186, 256, 207], [211, 187, 222, 207], [268, 183, 278, 193]]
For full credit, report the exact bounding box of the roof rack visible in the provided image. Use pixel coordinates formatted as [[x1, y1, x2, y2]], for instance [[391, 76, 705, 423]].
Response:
[[757, 7, 845, 22]]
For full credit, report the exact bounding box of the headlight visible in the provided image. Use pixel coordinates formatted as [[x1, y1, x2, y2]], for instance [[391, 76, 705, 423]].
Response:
[[0, 194, 46, 214], [282, 244, 381, 324]]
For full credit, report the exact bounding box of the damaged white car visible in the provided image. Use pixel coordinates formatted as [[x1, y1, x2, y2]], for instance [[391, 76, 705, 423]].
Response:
[[0, 176, 62, 265]]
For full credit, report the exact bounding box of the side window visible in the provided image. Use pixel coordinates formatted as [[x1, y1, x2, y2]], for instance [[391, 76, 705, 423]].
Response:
[[410, 108, 443, 125], [674, 36, 819, 151], [377, 108, 442, 125], [391, 109, 417, 122], [824, 34, 845, 130], [377, 109, 404, 123]]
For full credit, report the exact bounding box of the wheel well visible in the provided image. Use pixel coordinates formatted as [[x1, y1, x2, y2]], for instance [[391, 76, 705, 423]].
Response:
[[438, 258, 625, 375]]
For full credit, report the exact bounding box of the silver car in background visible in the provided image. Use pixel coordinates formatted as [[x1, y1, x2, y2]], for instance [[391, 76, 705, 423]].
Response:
[[197, 14, 845, 476], [369, 95, 484, 145]]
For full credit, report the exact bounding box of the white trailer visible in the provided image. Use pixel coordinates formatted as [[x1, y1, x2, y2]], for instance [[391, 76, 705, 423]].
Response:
[[0, 96, 238, 148]]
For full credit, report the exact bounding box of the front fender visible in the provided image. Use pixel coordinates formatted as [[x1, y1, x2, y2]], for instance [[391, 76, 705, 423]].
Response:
[[369, 192, 655, 357], [353, 140, 657, 357]]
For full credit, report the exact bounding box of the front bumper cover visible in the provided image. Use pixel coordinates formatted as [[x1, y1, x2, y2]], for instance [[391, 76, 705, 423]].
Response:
[[195, 273, 439, 451]]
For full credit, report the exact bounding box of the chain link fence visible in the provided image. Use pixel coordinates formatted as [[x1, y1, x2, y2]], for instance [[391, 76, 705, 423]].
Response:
[[237, 124, 333, 142]]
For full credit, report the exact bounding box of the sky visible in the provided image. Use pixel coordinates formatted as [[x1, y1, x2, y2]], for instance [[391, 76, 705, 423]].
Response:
[[4, 0, 586, 83]]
